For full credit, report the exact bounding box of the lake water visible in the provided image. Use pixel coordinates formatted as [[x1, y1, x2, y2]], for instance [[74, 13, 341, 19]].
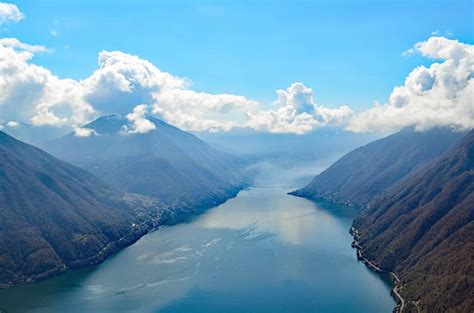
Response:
[[0, 162, 394, 313]]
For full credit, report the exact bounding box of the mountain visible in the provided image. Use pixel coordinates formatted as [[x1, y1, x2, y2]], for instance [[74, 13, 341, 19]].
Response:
[[42, 115, 247, 211], [196, 126, 379, 164], [0, 131, 165, 286], [353, 130, 473, 313], [291, 127, 464, 207]]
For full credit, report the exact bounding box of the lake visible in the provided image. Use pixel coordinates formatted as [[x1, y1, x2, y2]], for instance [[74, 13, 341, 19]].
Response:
[[0, 162, 395, 313]]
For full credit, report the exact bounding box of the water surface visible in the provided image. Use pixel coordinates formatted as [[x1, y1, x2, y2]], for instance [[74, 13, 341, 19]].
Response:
[[0, 162, 394, 313]]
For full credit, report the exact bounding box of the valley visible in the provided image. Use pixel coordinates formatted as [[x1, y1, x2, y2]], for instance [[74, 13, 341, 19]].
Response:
[[0, 2, 472, 312], [0, 162, 395, 313]]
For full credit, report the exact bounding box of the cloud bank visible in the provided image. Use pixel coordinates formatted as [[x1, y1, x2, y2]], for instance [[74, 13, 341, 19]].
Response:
[[0, 33, 472, 135], [0, 43, 259, 133]]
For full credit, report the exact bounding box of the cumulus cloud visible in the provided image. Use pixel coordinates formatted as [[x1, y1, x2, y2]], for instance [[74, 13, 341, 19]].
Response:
[[73, 127, 98, 137], [75, 50, 257, 132], [347, 37, 474, 133], [0, 41, 258, 133], [0, 2, 24, 24], [152, 89, 257, 132], [0, 37, 352, 135], [246, 83, 353, 134], [83, 50, 187, 114], [1, 35, 471, 136], [0, 38, 94, 128], [122, 104, 156, 134], [82, 50, 257, 132]]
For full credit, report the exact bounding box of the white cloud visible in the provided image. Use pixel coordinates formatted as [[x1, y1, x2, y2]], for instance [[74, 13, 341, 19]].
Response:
[[0, 38, 46, 53], [1, 36, 472, 136], [156, 109, 236, 133], [74, 127, 98, 137], [0, 38, 344, 135], [0, 38, 94, 128], [152, 88, 257, 132], [347, 37, 474, 133], [83, 50, 187, 114], [246, 83, 353, 134], [0, 44, 257, 133], [81, 50, 257, 132], [0, 2, 24, 24], [5, 120, 19, 128], [122, 104, 156, 134]]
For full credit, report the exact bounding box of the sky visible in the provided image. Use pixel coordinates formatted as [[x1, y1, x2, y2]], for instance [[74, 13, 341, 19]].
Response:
[[0, 0, 473, 135]]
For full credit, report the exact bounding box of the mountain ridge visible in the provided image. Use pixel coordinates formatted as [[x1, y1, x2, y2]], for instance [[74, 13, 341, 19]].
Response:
[[290, 127, 464, 207], [354, 130, 473, 313], [41, 114, 248, 210]]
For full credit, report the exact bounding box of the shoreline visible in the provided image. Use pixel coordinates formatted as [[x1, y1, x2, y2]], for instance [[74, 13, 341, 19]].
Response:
[[289, 191, 419, 313], [349, 227, 403, 312], [0, 185, 246, 290], [0, 211, 162, 289], [349, 227, 420, 313]]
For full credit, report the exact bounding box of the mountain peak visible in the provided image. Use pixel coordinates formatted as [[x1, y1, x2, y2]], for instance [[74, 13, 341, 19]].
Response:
[[81, 114, 175, 136], [82, 114, 128, 134], [42, 115, 245, 207]]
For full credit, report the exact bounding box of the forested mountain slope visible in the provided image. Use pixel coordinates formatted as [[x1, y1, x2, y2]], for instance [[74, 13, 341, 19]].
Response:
[[353, 130, 473, 313], [43, 115, 247, 209], [291, 128, 463, 207], [0, 131, 164, 285]]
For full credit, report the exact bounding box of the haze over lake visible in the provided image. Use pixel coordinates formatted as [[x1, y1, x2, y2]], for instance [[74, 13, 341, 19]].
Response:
[[0, 163, 394, 313]]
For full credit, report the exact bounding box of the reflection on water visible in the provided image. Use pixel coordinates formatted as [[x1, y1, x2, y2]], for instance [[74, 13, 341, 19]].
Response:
[[0, 162, 394, 313]]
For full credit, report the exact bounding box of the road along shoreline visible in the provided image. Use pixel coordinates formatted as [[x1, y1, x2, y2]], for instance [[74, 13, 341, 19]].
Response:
[[349, 227, 421, 313]]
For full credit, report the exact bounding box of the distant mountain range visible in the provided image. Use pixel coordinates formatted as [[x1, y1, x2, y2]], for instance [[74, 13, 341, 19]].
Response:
[[42, 115, 248, 210], [0, 131, 166, 286], [291, 128, 473, 312], [197, 126, 379, 164]]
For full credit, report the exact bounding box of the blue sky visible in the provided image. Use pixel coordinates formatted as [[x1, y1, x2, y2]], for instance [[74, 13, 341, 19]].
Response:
[[6, 0, 473, 110], [0, 0, 472, 136]]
